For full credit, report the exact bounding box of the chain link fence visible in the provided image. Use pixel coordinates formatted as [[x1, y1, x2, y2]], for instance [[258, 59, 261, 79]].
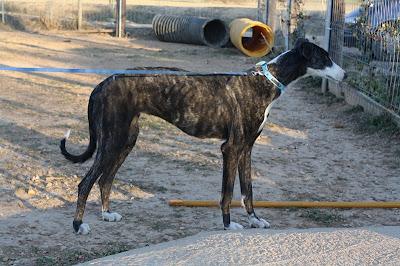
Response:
[[275, 0, 399, 116], [0, 0, 259, 30], [1, 0, 83, 29], [267, 0, 328, 52], [1, 0, 399, 116]]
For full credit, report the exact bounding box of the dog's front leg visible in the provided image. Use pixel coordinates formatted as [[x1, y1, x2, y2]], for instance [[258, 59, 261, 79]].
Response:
[[220, 141, 243, 230], [239, 147, 270, 228]]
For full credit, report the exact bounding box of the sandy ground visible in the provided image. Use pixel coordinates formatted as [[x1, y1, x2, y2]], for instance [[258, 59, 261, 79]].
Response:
[[0, 27, 399, 265], [81, 226, 400, 265]]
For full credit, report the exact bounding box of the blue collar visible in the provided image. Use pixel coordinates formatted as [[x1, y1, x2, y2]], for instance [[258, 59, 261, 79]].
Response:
[[256, 61, 286, 93]]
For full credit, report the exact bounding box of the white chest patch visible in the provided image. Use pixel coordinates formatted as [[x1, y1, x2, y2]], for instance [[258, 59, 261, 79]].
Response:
[[258, 100, 276, 133]]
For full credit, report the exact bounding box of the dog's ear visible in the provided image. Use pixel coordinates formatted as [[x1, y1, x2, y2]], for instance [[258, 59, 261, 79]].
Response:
[[294, 38, 309, 48], [300, 42, 313, 60]]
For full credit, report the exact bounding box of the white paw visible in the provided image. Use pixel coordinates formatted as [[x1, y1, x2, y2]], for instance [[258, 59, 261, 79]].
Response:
[[224, 222, 244, 230], [77, 223, 91, 235], [102, 211, 122, 222], [249, 214, 270, 228]]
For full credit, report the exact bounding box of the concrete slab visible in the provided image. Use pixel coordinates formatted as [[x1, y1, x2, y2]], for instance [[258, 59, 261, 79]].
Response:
[[80, 226, 400, 266]]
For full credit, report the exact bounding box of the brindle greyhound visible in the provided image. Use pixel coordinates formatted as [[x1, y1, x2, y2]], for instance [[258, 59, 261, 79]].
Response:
[[60, 39, 346, 234]]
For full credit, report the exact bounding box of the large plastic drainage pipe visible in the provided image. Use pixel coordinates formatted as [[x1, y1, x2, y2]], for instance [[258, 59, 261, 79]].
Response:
[[229, 18, 274, 57], [152, 14, 229, 48]]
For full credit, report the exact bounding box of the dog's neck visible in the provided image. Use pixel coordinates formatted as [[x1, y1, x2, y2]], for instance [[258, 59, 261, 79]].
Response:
[[266, 50, 308, 87]]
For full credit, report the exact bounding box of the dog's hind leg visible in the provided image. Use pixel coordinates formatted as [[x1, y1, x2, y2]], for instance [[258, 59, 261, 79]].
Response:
[[73, 159, 104, 234], [73, 152, 121, 234], [73, 132, 136, 233], [238, 147, 270, 229], [73, 103, 139, 234], [98, 116, 140, 222], [220, 141, 243, 230]]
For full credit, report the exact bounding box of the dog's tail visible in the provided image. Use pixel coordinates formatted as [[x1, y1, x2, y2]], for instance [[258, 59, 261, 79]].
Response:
[[60, 98, 97, 163], [59, 128, 96, 163]]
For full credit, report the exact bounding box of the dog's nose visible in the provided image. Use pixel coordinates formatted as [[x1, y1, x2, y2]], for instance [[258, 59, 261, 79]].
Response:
[[343, 72, 348, 80]]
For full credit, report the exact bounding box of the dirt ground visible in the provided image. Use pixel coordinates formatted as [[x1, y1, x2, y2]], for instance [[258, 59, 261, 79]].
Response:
[[0, 27, 399, 265]]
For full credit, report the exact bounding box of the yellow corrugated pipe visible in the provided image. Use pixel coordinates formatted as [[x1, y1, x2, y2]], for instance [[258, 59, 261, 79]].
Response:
[[229, 18, 274, 57], [169, 200, 400, 208]]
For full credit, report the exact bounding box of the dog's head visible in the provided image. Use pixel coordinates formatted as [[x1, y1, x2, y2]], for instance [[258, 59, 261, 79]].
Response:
[[294, 38, 346, 82]]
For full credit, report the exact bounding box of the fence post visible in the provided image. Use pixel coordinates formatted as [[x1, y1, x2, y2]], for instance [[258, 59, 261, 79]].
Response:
[[285, 0, 292, 50], [267, 0, 276, 32], [257, 0, 262, 22], [321, 0, 333, 94], [1, 0, 5, 24], [116, 0, 126, 37], [77, 0, 82, 30]]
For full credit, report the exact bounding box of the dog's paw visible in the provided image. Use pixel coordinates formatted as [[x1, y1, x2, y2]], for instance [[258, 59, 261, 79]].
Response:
[[224, 222, 244, 230], [102, 211, 122, 222], [77, 223, 91, 235], [249, 214, 270, 228]]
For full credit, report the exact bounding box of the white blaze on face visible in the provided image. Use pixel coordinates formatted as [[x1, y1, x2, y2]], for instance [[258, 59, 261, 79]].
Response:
[[307, 61, 345, 82]]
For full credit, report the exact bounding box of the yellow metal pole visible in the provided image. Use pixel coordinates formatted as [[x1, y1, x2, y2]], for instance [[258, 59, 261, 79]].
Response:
[[168, 200, 400, 209]]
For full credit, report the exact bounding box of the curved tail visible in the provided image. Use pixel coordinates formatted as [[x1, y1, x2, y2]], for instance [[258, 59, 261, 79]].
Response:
[[59, 128, 96, 163], [60, 96, 97, 163]]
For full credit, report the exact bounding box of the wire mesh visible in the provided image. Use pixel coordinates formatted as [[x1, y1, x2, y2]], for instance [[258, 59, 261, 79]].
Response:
[[273, 0, 399, 115], [1, 0, 259, 29], [2, 0, 82, 29], [1, 0, 399, 115], [339, 0, 400, 114], [303, 0, 328, 46], [269, 0, 327, 52], [330, 0, 345, 65]]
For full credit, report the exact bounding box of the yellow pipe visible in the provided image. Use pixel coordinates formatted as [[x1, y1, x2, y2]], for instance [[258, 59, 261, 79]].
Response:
[[168, 200, 400, 208], [229, 18, 274, 57]]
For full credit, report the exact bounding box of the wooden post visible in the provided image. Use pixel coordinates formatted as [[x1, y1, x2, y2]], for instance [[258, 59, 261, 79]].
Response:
[[77, 0, 82, 30], [285, 0, 292, 50], [257, 0, 268, 24], [267, 0, 277, 33], [321, 0, 333, 94], [1, 0, 5, 24], [122, 0, 126, 35], [116, 0, 126, 38]]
